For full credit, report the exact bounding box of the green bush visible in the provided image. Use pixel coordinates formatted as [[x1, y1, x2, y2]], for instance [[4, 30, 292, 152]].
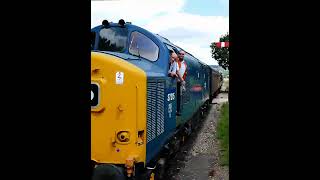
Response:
[[217, 102, 229, 166]]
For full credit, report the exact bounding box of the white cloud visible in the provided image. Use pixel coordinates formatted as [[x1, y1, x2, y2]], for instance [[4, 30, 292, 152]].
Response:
[[144, 12, 229, 65], [91, 0, 185, 28], [91, 0, 229, 65]]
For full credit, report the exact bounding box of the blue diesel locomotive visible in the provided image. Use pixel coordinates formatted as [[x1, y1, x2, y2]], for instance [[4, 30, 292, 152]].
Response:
[[91, 19, 223, 180]]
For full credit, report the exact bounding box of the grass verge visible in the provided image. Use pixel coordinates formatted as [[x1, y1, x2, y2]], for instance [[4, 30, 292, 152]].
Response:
[[217, 102, 229, 166]]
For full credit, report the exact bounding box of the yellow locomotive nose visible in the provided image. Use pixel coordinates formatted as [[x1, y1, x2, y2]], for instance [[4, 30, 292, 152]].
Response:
[[91, 52, 147, 166]]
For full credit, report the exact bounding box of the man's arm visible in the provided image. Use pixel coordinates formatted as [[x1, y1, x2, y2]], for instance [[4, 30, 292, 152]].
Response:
[[168, 63, 177, 77], [176, 71, 184, 82], [174, 62, 184, 81], [179, 63, 186, 80]]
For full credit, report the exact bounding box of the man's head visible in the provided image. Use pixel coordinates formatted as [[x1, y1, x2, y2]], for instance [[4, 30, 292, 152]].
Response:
[[169, 50, 178, 63], [178, 50, 185, 61]]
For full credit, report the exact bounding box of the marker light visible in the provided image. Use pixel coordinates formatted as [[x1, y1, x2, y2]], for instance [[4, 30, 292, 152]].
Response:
[[118, 19, 125, 26], [102, 20, 109, 26]]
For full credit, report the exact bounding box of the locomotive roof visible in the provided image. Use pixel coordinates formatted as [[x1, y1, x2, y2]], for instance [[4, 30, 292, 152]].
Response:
[[92, 21, 212, 68]]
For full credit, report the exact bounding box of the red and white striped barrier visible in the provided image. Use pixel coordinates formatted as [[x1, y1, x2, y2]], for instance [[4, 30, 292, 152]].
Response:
[[215, 42, 229, 48]]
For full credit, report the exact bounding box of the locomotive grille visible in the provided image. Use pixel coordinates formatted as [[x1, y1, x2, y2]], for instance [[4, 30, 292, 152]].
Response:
[[146, 80, 165, 143]]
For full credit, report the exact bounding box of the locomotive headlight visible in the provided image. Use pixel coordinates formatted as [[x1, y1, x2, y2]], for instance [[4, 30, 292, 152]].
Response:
[[91, 90, 94, 100], [117, 131, 130, 142]]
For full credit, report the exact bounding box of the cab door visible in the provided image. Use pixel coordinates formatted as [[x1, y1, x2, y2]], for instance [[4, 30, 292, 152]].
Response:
[[165, 44, 180, 118]]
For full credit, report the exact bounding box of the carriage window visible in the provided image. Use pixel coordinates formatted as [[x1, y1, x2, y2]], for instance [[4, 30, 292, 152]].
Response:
[[97, 27, 128, 52], [129, 31, 159, 61]]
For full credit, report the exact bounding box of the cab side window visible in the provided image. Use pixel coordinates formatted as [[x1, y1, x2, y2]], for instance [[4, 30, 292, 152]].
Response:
[[166, 45, 174, 52], [166, 44, 180, 55], [129, 31, 159, 61]]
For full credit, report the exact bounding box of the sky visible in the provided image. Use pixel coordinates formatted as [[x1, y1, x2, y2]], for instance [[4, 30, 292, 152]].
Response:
[[91, 0, 229, 65]]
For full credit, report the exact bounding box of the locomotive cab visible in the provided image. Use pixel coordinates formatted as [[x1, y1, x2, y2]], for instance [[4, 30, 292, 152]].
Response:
[[91, 21, 149, 179], [91, 20, 177, 179]]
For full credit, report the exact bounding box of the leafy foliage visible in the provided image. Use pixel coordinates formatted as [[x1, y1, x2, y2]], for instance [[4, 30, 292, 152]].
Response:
[[210, 33, 229, 70]]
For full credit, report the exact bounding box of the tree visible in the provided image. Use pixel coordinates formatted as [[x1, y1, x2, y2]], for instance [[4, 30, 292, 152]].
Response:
[[210, 33, 229, 70]]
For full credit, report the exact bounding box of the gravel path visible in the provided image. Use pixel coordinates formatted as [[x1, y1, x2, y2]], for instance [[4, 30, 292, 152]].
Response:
[[164, 93, 229, 180]]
